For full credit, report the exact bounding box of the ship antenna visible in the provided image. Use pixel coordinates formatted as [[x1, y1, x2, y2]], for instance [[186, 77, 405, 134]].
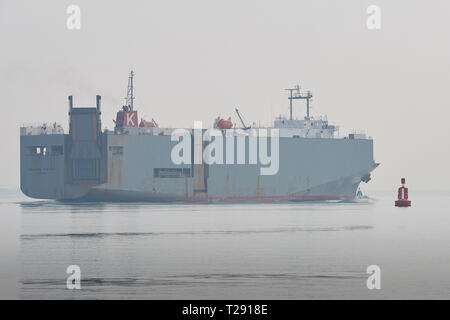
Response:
[[235, 107, 251, 130], [285, 84, 313, 120], [284, 87, 296, 120], [125, 70, 135, 111]]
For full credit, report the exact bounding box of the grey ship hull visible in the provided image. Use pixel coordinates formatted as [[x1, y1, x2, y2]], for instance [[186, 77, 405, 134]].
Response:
[[20, 133, 377, 202]]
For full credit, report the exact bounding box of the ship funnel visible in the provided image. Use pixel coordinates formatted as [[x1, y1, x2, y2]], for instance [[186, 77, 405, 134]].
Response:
[[96, 95, 101, 113], [96, 95, 102, 136], [68, 95, 73, 111]]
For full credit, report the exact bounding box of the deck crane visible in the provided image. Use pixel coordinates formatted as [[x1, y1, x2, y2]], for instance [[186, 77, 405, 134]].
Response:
[[235, 107, 251, 130]]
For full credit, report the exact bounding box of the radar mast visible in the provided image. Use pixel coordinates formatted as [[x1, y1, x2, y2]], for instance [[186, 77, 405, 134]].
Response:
[[285, 84, 313, 120], [124, 70, 135, 111]]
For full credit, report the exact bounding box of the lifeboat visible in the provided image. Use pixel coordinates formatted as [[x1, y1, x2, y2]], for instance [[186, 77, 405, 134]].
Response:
[[139, 119, 156, 127], [214, 116, 233, 130], [218, 119, 232, 129]]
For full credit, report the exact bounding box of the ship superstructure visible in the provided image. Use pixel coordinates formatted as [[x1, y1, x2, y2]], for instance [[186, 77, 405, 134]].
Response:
[[20, 72, 378, 202]]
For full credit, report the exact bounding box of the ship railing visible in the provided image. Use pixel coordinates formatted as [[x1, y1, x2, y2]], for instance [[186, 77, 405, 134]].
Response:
[[20, 123, 64, 136]]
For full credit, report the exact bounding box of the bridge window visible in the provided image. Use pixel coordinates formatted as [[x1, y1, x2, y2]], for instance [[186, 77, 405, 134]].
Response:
[[28, 146, 47, 155]]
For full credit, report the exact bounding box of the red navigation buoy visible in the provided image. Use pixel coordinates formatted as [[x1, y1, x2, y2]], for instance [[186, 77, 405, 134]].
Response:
[[395, 178, 411, 207]]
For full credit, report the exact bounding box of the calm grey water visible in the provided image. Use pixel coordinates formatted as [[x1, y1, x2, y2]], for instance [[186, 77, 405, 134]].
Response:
[[2, 192, 450, 299]]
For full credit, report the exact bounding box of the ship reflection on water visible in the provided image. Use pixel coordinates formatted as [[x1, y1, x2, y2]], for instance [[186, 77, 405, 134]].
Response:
[[17, 194, 450, 299]]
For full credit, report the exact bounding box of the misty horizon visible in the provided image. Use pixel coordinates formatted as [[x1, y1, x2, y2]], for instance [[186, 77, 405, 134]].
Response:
[[2, 0, 450, 192]]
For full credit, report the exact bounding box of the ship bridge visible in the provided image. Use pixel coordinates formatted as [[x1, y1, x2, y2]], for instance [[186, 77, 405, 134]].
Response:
[[274, 117, 337, 138]]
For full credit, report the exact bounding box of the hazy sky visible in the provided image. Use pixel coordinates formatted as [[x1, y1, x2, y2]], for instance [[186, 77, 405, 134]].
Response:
[[1, 0, 449, 191]]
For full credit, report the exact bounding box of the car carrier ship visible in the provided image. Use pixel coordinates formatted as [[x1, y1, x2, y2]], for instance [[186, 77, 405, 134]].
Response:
[[20, 72, 378, 202]]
